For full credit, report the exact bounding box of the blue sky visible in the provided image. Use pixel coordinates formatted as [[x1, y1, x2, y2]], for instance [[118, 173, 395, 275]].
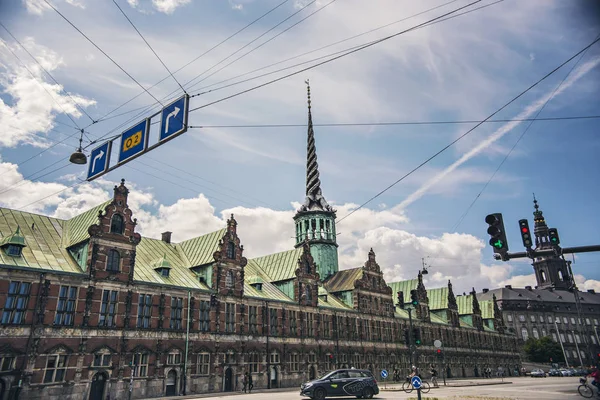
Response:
[[0, 0, 599, 293]]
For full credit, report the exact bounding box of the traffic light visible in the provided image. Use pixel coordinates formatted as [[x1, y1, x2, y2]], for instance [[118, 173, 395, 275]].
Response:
[[413, 327, 422, 346], [397, 291, 405, 309], [518, 219, 533, 248], [436, 349, 443, 358], [403, 329, 410, 344], [548, 228, 560, 246], [485, 213, 509, 253], [410, 290, 419, 306]]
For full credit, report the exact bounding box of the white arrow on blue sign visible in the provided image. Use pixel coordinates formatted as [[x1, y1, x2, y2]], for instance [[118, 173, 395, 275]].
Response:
[[159, 95, 188, 143], [87, 141, 112, 181], [411, 376, 422, 389], [380, 370, 388, 379]]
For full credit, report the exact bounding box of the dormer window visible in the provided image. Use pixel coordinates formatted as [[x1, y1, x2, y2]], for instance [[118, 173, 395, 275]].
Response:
[[6, 245, 21, 257], [1, 227, 26, 257], [157, 268, 170, 277], [226, 242, 235, 259], [110, 214, 124, 235], [107, 250, 121, 272]]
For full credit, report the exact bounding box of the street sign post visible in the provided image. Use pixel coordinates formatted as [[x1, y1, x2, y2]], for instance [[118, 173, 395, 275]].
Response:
[[434, 340, 442, 348], [159, 95, 189, 143], [118, 119, 150, 164], [411, 376, 422, 400], [87, 141, 111, 181], [380, 370, 388, 389]]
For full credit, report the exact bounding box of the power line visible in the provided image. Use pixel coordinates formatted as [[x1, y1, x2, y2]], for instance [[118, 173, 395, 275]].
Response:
[[0, 35, 82, 130], [336, 35, 600, 225], [112, 0, 186, 94], [188, 115, 600, 129], [0, 21, 95, 124], [185, 0, 337, 93], [87, 0, 292, 126], [14, 179, 84, 211], [0, 159, 71, 197], [187, 0, 503, 99], [42, 0, 164, 108], [187, 0, 487, 113]]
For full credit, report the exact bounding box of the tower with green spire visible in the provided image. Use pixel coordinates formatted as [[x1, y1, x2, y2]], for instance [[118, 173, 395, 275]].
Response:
[[293, 80, 339, 280]]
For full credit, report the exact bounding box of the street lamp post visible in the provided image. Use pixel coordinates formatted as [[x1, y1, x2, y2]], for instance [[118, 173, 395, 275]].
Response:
[[554, 317, 569, 369]]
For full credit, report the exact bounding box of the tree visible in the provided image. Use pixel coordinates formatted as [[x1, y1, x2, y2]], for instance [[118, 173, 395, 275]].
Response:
[[523, 336, 565, 363]]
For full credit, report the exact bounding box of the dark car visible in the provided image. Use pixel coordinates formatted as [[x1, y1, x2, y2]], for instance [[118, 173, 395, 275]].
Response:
[[300, 368, 379, 400]]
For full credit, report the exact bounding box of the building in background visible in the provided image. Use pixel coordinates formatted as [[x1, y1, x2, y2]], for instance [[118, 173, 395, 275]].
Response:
[[478, 200, 600, 366], [0, 87, 519, 400]]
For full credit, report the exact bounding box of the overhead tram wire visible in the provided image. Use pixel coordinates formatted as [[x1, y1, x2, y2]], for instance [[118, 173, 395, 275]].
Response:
[[0, 159, 73, 197], [83, 0, 502, 148], [188, 115, 600, 129], [0, 36, 83, 131], [335, 35, 600, 225], [112, 0, 186, 94], [42, 0, 164, 110], [186, 0, 490, 113], [85, 0, 293, 127], [185, 0, 337, 93], [0, 21, 96, 125]]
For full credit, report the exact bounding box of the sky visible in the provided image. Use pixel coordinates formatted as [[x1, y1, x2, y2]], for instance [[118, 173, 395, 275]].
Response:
[[0, 0, 599, 295]]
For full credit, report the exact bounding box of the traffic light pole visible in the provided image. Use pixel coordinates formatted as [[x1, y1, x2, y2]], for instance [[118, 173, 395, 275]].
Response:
[[493, 245, 600, 261], [408, 307, 415, 368]]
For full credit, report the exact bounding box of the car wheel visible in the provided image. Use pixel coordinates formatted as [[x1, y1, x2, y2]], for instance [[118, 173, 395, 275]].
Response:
[[314, 387, 327, 400], [362, 387, 374, 399]]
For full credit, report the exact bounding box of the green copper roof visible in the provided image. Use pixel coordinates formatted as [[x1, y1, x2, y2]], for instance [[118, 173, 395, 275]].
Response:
[[0, 226, 25, 247], [457, 295, 473, 315], [480, 299, 494, 319], [428, 287, 449, 310], [63, 201, 110, 247], [388, 279, 418, 306], [178, 229, 225, 267], [318, 286, 353, 310], [429, 311, 449, 325], [0, 208, 80, 273], [150, 254, 172, 270], [249, 247, 303, 282], [324, 267, 362, 293]]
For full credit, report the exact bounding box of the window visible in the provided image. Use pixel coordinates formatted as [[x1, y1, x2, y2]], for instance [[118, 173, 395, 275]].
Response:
[[542, 328, 547, 337], [307, 313, 314, 337], [1, 281, 31, 325], [167, 352, 181, 365], [288, 353, 299, 372], [225, 303, 235, 333], [540, 270, 547, 282], [226, 242, 235, 259], [530, 315, 536, 322], [289, 310, 297, 336], [532, 328, 539, 339], [586, 318, 592, 325], [0, 356, 15, 371], [44, 354, 67, 383], [198, 353, 210, 375], [563, 317, 568, 324], [507, 314, 513, 322], [226, 270, 234, 289], [110, 214, 124, 234], [518, 315, 525, 322], [305, 286, 312, 303], [571, 317, 576, 324], [560, 333, 566, 342], [137, 294, 152, 328], [133, 353, 148, 377], [576, 334, 581, 344], [567, 333, 574, 343], [199, 300, 210, 332], [159, 268, 170, 277], [539, 315, 544, 323], [269, 352, 280, 364], [547, 316, 553, 323], [106, 250, 120, 272], [249, 306, 258, 335], [269, 308, 278, 336], [305, 260, 311, 275], [552, 332, 558, 342], [595, 319, 599, 326], [99, 290, 118, 327], [247, 353, 259, 373], [93, 352, 111, 367], [592, 335, 597, 345], [54, 286, 77, 326], [521, 327, 529, 341], [5, 245, 22, 257], [170, 297, 183, 330]]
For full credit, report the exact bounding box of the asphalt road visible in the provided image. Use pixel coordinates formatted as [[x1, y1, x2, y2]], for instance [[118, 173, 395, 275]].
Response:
[[169, 377, 590, 400]]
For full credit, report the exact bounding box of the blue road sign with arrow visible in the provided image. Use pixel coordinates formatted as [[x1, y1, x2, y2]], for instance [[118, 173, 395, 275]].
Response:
[[411, 376, 422, 389], [87, 141, 111, 181], [118, 119, 149, 164], [159, 95, 188, 143], [380, 370, 388, 379]]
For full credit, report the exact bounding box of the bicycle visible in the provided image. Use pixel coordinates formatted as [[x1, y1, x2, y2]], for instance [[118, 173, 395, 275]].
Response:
[[578, 377, 594, 398], [402, 378, 431, 394], [431, 375, 439, 388]]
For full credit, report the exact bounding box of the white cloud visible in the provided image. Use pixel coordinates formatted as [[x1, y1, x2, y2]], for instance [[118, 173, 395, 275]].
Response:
[[529, 52, 536, 62], [151, 0, 191, 14], [0, 38, 96, 148], [394, 57, 600, 211], [23, 0, 84, 14]]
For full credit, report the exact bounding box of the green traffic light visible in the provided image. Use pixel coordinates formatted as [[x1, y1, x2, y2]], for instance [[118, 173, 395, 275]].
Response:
[[415, 339, 421, 345], [551, 237, 557, 242], [493, 240, 504, 248], [412, 301, 418, 306]]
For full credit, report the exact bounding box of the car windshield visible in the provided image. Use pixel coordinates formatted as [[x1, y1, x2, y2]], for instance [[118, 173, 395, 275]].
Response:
[[319, 371, 335, 380]]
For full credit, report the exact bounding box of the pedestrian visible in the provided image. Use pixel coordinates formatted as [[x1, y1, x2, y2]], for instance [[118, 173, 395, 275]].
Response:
[[430, 365, 438, 387], [248, 373, 254, 393], [242, 372, 248, 393]]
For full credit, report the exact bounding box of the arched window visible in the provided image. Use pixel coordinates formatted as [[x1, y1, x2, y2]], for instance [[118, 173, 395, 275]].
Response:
[[226, 242, 235, 259], [540, 270, 547, 282], [110, 214, 124, 234], [305, 286, 312, 302], [226, 270, 234, 288], [558, 270, 564, 281], [107, 250, 120, 272], [521, 327, 529, 341], [305, 260, 311, 275], [532, 328, 539, 339]]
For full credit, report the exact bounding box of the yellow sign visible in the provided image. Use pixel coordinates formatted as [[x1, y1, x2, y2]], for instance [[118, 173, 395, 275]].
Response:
[[122, 131, 142, 152], [330, 384, 338, 388]]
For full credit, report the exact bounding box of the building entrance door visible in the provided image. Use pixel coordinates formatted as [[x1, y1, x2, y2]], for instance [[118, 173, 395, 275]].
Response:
[[89, 372, 107, 400], [165, 370, 177, 396], [270, 366, 278, 388], [309, 365, 316, 380], [224, 368, 233, 392]]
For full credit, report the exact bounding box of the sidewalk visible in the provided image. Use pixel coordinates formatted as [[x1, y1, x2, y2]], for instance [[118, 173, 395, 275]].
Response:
[[379, 377, 512, 390], [149, 387, 296, 400]]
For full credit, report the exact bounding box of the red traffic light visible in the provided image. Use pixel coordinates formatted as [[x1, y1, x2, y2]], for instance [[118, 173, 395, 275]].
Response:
[[329, 354, 334, 359], [521, 227, 529, 234], [436, 349, 441, 354]]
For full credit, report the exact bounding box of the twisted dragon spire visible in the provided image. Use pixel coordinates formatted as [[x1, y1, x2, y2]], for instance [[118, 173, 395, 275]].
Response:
[[300, 80, 334, 213]]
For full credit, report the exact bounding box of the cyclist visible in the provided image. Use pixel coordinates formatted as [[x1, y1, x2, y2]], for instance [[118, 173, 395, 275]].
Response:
[[587, 366, 600, 397], [430, 365, 439, 387]]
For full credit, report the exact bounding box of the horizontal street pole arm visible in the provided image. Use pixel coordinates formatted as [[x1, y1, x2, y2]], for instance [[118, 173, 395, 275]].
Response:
[[493, 245, 600, 261], [563, 245, 600, 254]]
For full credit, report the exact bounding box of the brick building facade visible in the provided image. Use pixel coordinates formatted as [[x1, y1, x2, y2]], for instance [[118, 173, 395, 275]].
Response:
[[0, 87, 520, 400]]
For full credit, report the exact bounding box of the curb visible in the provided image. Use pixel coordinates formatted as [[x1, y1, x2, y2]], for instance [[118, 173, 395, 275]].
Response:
[[381, 381, 513, 391]]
